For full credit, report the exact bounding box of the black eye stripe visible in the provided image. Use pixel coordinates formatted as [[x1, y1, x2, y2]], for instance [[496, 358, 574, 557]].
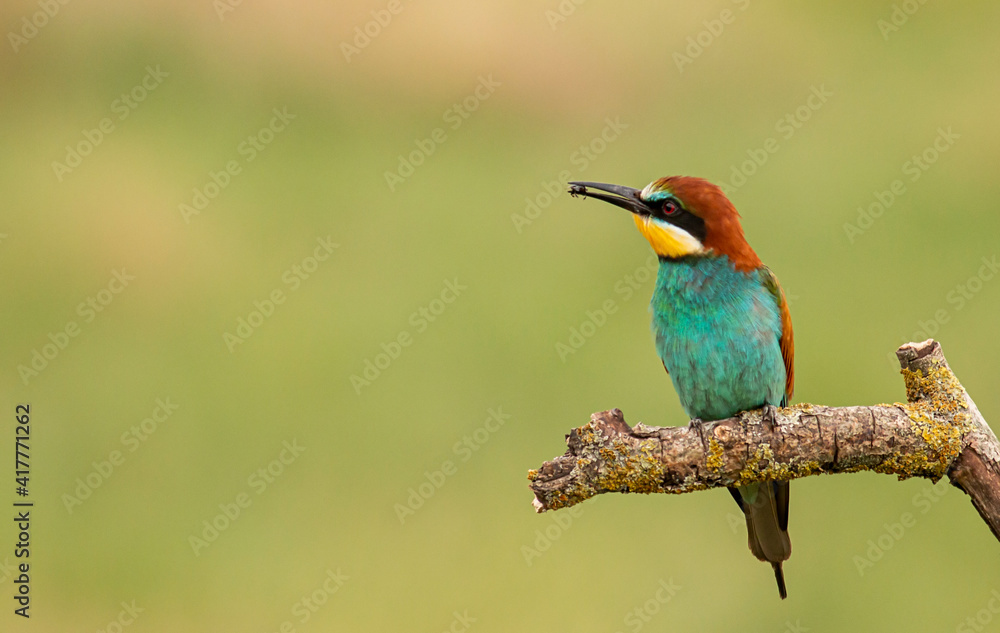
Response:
[[652, 203, 706, 244]]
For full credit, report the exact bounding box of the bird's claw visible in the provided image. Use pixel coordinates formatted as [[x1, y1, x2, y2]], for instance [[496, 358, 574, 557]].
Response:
[[762, 404, 778, 432]]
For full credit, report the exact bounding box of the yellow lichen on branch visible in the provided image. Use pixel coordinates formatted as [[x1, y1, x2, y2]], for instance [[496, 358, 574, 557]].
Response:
[[881, 359, 974, 481]]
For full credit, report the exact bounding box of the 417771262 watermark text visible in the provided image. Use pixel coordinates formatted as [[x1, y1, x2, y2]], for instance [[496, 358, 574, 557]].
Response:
[[12, 404, 34, 618]]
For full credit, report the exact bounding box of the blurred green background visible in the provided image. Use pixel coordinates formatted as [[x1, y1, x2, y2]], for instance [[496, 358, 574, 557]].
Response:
[[2, 0, 1000, 630]]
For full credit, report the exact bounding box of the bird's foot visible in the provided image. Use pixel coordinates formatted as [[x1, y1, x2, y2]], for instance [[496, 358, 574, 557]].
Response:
[[688, 418, 711, 452], [762, 405, 778, 433], [688, 418, 707, 439]]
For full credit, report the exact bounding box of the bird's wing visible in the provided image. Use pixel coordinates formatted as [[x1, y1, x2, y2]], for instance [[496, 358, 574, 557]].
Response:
[[759, 267, 794, 404], [760, 268, 794, 550]]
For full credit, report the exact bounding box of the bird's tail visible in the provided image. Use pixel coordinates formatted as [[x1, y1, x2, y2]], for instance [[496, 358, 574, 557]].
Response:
[[733, 481, 791, 600], [772, 562, 787, 600]]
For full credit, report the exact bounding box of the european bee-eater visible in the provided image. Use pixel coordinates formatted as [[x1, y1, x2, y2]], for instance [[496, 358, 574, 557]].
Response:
[[569, 176, 794, 599]]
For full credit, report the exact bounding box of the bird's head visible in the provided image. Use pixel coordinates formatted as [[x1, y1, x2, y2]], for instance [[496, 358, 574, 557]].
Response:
[[568, 176, 761, 271]]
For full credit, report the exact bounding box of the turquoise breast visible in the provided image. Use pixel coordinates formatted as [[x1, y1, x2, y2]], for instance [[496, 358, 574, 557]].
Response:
[[650, 255, 786, 422]]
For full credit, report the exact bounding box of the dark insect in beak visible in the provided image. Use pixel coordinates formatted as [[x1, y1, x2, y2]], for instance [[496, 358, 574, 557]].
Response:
[[566, 181, 652, 217]]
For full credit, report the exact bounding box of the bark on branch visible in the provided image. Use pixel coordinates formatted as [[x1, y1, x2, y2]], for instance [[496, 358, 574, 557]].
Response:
[[528, 339, 1000, 541]]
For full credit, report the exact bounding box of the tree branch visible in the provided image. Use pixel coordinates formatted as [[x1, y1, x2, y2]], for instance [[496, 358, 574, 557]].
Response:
[[527, 339, 1000, 541]]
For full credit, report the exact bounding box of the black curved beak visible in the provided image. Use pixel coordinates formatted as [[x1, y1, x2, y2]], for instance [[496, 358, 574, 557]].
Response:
[[568, 181, 651, 216]]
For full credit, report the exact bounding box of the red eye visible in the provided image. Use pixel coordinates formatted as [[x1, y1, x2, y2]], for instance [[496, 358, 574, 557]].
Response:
[[663, 200, 680, 216]]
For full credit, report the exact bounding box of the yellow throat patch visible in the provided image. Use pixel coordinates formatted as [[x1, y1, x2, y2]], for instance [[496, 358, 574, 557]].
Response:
[[633, 214, 704, 258]]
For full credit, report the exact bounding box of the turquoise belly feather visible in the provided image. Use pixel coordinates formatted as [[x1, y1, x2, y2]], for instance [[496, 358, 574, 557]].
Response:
[[650, 255, 786, 422]]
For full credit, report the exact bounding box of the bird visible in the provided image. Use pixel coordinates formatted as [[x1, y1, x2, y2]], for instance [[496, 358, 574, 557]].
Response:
[[568, 176, 794, 599]]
